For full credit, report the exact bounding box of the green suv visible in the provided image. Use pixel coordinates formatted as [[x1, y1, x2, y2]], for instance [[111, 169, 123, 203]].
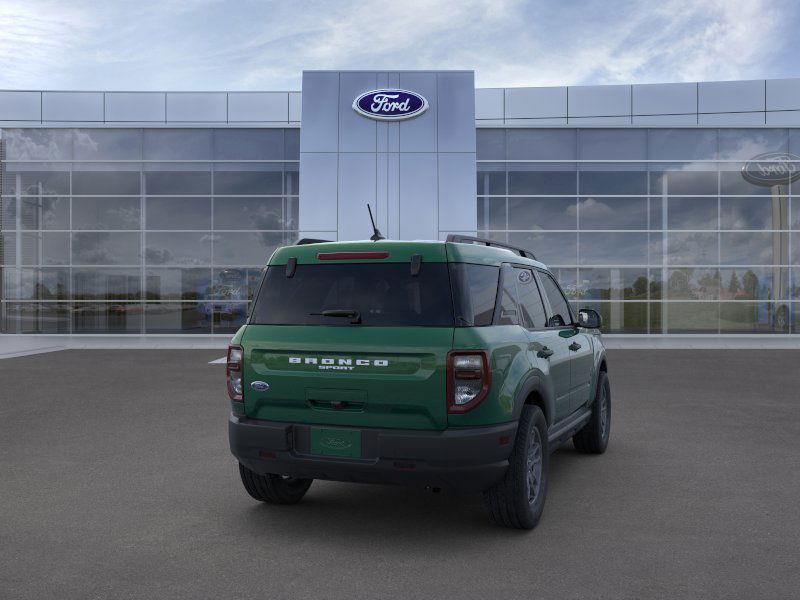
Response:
[[228, 235, 610, 529]]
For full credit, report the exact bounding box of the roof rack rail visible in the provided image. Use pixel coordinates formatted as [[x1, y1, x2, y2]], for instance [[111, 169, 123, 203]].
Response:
[[446, 234, 536, 260], [296, 238, 332, 245]]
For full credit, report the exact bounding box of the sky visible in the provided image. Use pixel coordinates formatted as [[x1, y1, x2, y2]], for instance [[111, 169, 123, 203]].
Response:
[[0, 0, 798, 91]]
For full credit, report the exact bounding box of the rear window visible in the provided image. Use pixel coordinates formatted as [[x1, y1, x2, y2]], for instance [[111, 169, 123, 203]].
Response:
[[250, 263, 454, 326], [449, 264, 500, 326]]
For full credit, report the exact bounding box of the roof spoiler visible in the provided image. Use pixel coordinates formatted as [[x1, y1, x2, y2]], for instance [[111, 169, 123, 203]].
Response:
[[446, 234, 536, 260]]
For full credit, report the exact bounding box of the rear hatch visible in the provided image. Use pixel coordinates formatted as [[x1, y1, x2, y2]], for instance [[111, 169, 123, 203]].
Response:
[[242, 242, 453, 430]]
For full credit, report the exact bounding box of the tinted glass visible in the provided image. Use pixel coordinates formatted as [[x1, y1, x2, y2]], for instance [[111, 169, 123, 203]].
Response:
[[213, 129, 283, 160], [251, 263, 453, 327], [145, 232, 212, 266], [144, 171, 211, 195], [578, 197, 647, 230], [213, 197, 283, 230], [72, 171, 140, 195], [449, 263, 499, 326], [539, 272, 571, 326], [72, 197, 140, 230], [496, 266, 519, 326], [514, 268, 547, 328], [145, 197, 211, 230], [509, 197, 577, 230], [20, 197, 69, 230], [476, 129, 505, 160]]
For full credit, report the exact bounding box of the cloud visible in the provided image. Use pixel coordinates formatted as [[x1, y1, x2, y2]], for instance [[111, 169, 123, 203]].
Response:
[[0, 0, 795, 90]]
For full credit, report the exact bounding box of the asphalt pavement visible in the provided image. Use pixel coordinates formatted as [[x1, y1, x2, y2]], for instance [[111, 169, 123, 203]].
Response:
[[1, 349, 799, 599]]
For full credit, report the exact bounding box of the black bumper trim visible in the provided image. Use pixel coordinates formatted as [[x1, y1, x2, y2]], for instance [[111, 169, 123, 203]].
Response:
[[229, 415, 517, 492]]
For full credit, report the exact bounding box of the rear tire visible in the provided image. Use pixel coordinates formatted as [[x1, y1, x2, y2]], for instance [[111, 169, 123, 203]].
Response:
[[238, 463, 312, 504], [573, 371, 611, 454], [483, 405, 549, 530]]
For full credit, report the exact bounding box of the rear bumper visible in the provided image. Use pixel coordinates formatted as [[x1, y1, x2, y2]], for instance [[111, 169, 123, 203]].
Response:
[[229, 414, 517, 493]]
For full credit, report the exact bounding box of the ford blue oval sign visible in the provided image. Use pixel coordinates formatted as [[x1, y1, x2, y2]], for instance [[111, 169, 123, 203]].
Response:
[[352, 89, 428, 121], [742, 152, 800, 186]]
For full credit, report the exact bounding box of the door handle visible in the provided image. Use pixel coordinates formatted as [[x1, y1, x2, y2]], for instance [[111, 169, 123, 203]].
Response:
[[537, 346, 554, 359], [568, 342, 582, 351]]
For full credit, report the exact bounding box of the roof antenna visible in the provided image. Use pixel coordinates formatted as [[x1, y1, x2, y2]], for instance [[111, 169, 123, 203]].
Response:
[[367, 204, 385, 241]]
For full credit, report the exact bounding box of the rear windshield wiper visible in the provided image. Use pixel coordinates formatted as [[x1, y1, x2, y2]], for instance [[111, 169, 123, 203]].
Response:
[[310, 309, 362, 325]]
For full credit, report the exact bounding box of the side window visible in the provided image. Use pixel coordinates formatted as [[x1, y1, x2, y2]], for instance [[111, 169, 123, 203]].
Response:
[[514, 268, 547, 329], [496, 265, 519, 325], [449, 263, 500, 326], [539, 272, 572, 327]]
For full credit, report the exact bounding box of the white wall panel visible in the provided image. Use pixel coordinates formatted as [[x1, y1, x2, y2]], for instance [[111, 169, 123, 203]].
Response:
[[505, 86, 567, 119], [0, 91, 41, 121], [228, 92, 288, 122], [166, 93, 226, 122], [399, 153, 438, 240], [475, 88, 503, 120], [766, 79, 800, 111], [569, 85, 630, 117], [698, 80, 764, 113], [42, 92, 103, 121], [633, 82, 696, 115], [106, 92, 165, 122]]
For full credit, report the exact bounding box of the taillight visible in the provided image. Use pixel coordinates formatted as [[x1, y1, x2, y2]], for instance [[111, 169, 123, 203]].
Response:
[[447, 350, 491, 413], [227, 344, 243, 401]]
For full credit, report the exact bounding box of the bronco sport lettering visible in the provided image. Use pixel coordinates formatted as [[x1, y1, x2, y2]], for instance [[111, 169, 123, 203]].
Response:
[[228, 235, 611, 530]]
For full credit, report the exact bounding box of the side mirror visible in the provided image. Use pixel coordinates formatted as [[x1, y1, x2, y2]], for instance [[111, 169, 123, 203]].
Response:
[[577, 308, 602, 329]]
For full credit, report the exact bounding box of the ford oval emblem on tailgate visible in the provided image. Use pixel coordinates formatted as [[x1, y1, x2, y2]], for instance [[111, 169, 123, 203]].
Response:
[[250, 381, 270, 392]]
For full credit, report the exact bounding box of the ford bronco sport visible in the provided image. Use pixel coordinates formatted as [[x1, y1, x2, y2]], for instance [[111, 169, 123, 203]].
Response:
[[228, 235, 610, 529]]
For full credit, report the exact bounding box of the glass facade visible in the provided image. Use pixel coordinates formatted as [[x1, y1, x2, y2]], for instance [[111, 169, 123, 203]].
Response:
[[1, 125, 799, 335], [477, 128, 800, 335], [0, 128, 299, 334]]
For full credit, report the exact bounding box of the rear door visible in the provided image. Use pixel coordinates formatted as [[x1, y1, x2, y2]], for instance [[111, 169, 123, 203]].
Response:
[[514, 266, 572, 422], [242, 260, 454, 430]]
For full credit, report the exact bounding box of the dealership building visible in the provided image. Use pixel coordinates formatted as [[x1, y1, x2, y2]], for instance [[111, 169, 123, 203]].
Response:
[[1, 70, 799, 339]]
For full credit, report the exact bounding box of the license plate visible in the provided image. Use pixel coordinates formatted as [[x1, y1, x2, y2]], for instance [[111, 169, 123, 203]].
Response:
[[310, 427, 362, 458]]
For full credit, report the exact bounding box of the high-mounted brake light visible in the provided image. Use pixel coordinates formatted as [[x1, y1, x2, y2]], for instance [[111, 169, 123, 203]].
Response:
[[447, 350, 491, 413], [317, 251, 390, 260], [227, 344, 244, 401]]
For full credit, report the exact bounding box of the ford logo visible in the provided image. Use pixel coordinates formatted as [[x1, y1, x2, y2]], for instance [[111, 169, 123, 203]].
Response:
[[352, 89, 428, 121], [741, 152, 800, 187], [250, 381, 270, 392]]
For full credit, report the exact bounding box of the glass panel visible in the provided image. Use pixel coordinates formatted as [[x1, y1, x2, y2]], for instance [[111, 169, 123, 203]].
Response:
[[577, 268, 649, 300], [145, 268, 212, 301], [507, 129, 576, 160], [1, 232, 15, 264], [3, 129, 73, 160], [143, 129, 213, 160], [284, 163, 299, 196], [514, 268, 547, 328], [73, 303, 142, 333], [73, 129, 141, 160], [720, 168, 775, 195], [649, 197, 663, 230], [212, 232, 283, 266], [666, 232, 718, 265], [285, 129, 300, 159], [144, 303, 212, 333], [578, 197, 647, 230], [144, 171, 211, 195], [578, 129, 646, 160], [213, 168, 282, 195], [2, 302, 70, 333], [579, 171, 647, 196], [507, 232, 577, 266], [477, 197, 506, 230], [649, 301, 662, 333], [793, 198, 800, 230], [476, 165, 506, 195], [649, 169, 717, 195], [648, 129, 717, 161], [72, 232, 140, 265], [72, 197, 140, 230], [508, 167, 576, 195], [211, 267, 263, 301], [666, 268, 720, 300], [72, 268, 141, 300], [649, 269, 663, 300], [449, 263, 499, 326], [1, 197, 16, 227], [145, 197, 211, 230], [580, 301, 648, 334], [5, 268, 69, 300], [663, 302, 719, 333], [19, 232, 70, 265], [718, 129, 788, 160], [720, 232, 777, 265], [72, 171, 141, 195], [20, 196, 69, 230], [792, 269, 800, 299], [508, 197, 576, 230], [667, 197, 718, 230], [719, 267, 786, 301], [579, 233, 649, 265], [145, 232, 212, 265], [476, 129, 505, 160], [285, 197, 298, 231], [213, 302, 248, 333], [213, 197, 283, 230], [550, 268, 578, 300], [10, 170, 70, 195], [720, 197, 785, 230], [213, 129, 283, 160], [538, 272, 572, 326], [719, 302, 779, 333]]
